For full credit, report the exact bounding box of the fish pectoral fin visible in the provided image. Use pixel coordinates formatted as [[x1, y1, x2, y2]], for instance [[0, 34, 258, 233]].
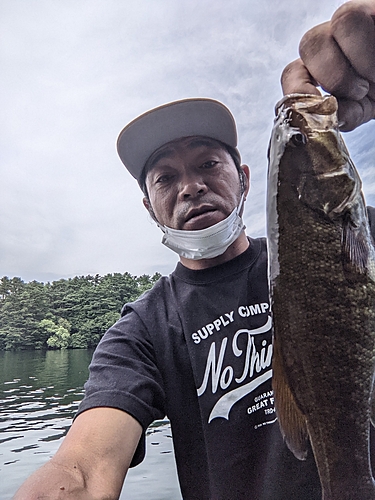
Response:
[[272, 335, 309, 461], [342, 213, 369, 276]]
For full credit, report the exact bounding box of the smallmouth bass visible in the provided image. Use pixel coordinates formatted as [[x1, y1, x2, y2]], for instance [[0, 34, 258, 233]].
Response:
[[267, 94, 375, 500]]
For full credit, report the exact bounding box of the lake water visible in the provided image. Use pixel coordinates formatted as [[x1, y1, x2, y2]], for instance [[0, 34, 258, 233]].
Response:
[[0, 349, 182, 499]]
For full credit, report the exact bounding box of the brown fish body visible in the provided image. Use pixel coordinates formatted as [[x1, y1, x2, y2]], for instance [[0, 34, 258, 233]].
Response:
[[267, 94, 375, 499]]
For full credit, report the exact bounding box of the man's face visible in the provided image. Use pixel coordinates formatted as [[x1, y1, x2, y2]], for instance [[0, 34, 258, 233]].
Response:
[[143, 137, 248, 231]]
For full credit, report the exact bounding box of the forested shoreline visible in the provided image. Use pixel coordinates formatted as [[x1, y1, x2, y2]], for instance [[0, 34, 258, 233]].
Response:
[[0, 272, 161, 351]]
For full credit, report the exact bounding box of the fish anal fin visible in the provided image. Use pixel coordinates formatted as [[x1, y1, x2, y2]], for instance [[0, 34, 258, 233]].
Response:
[[272, 335, 309, 460]]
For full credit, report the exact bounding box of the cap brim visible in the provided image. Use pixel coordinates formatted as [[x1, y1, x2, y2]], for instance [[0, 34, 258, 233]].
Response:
[[117, 98, 238, 181]]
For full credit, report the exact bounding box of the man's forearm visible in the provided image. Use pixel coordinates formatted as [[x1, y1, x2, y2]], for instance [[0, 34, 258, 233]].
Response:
[[13, 457, 117, 500], [13, 408, 142, 500]]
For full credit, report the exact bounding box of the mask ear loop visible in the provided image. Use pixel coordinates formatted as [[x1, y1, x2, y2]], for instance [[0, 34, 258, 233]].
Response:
[[237, 169, 248, 218]]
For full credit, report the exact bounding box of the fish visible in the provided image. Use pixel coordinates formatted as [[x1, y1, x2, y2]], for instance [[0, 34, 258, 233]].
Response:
[[266, 93, 375, 500]]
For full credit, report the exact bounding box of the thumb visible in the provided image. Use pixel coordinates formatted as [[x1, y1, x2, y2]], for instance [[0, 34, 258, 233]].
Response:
[[281, 59, 320, 96]]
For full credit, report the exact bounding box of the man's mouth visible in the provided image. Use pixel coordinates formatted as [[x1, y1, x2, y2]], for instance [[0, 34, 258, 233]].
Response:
[[183, 206, 219, 229], [185, 206, 216, 222]]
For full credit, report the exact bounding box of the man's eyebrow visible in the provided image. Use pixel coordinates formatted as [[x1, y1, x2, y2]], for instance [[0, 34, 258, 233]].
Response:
[[145, 137, 223, 175], [146, 147, 176, 171]]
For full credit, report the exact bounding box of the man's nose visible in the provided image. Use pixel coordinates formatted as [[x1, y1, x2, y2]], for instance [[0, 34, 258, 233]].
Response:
[[179, 174, 208, 200]]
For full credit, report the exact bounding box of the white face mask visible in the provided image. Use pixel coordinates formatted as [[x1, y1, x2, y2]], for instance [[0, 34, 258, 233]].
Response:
[[157, 194, 245, 260]]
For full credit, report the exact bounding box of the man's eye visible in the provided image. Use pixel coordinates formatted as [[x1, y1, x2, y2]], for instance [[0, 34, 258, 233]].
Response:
[[155, 174, 172, 184], [201, 160, 218, 169]]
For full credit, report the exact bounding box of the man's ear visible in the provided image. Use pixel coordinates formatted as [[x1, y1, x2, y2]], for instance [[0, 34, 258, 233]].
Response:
[[240, 165, 250, 198], [143, 197, 151, 212]]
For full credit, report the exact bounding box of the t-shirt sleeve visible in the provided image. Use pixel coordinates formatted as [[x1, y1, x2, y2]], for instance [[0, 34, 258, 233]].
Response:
[[75, 306, 166, 466]]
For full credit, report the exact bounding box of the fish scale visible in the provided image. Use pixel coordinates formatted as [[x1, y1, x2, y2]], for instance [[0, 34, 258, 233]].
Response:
[[267, 94, 375, 500]]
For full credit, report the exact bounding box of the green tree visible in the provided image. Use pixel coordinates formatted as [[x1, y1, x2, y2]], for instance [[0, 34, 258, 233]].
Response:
[[40, 318, 71, 349], [46, 326, 70, 349], [0, 271, 160, 350]]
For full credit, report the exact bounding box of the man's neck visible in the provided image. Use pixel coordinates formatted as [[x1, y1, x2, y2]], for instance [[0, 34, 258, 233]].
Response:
[[179, 232, 250, 270]]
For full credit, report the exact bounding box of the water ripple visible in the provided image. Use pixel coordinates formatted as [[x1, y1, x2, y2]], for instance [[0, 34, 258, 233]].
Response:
[[0, 349, 181, 500], [0, 350, 91, 498]]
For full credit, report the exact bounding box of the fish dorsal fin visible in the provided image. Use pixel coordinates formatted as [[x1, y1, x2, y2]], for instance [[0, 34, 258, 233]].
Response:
[[272, 334, 309, 460]]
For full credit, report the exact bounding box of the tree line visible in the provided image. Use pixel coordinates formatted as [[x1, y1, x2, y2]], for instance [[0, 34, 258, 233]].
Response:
[[0, 272, 161, 351]]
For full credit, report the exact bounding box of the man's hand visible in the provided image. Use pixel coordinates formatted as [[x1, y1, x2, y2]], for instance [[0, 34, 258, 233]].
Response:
[[282, 0, 375, 131]]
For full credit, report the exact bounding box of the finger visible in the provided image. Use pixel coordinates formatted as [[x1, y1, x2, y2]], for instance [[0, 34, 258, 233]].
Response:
[[337, 95, 375, 131], [299, 21, 369, 101], [281, 59, 320, 96], [368, 81, 375, 101], [331, 1, 375, 83]]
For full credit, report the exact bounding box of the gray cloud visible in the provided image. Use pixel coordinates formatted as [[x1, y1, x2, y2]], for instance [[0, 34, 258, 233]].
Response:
[[2, 0, 373, 282]]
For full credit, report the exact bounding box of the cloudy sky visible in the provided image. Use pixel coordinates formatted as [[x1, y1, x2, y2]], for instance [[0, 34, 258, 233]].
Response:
[[2, 0, 375, 283]]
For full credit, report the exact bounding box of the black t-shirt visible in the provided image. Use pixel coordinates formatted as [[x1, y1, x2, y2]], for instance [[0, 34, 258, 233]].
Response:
[[77, 236, 322, 499]]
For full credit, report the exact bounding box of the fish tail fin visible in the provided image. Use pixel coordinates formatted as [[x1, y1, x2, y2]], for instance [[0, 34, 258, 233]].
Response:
[[272, 334, 309, 460]]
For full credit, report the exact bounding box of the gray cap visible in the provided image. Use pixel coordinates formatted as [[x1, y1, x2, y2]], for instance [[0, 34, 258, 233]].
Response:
[[116, 97, 238, 182]]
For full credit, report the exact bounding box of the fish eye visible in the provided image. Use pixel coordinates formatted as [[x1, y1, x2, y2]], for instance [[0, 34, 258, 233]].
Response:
[[291, 133, 307, 147]]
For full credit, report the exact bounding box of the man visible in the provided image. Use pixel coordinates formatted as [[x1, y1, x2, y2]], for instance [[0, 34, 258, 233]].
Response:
[[14, 2, 375, 499]]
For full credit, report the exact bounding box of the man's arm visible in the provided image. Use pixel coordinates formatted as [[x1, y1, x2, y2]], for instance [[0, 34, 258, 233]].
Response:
[[282, 0, 375, 132], [13, 407, 142, 500]]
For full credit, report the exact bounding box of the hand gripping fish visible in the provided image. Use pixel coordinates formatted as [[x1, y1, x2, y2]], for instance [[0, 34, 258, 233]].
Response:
[[267, 94, 375, 500]]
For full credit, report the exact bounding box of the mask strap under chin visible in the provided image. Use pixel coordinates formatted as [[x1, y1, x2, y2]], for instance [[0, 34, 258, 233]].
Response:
[[236, 193, 245, 216]]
